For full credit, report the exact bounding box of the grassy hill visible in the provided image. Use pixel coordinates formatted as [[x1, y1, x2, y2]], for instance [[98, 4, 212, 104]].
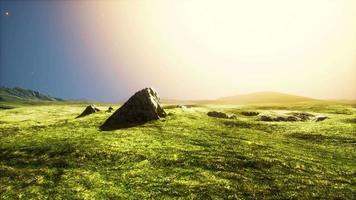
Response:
[[162, 92, 317, 106], [0, 101, 355, 199], [0, 87, 67, 109], [215, 91, 315, 104]]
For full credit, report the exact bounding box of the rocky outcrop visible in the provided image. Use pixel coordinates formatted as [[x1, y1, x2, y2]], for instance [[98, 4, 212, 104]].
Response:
[[259, 115, 298, 122], [259, 112, 328, 122], [101, 88, 166, 130]]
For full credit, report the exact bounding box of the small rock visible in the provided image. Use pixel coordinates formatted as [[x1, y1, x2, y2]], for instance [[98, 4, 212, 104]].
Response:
[[107, 106, 114, 112], [241, 111, 260, 116], [259, 115, 273, 121], [207, 111, 235, 119], [76, 105, 100, 118], [177, 104, 187, 109], [315, 115, 328, 122]]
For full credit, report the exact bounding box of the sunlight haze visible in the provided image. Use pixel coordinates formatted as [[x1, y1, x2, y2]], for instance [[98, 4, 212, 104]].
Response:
[[1, 0, 355, 101], [69, 0, 356, 100]]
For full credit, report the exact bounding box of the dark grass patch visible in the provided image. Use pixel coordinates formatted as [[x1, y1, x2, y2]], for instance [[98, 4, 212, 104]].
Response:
[[0, 105, 15, 109], [223, 120, 281, 133], [163, 104, 206, 109], [328, 109, 353, 115], [0, 144, 75, 169], [0, 143, 149, 170], [343, 117, 356, 124], [185, 104, 206, 108], [163, 105, 178, 109], [251, 103, 355, 115], [0, 127, 21, 137], [150, 150, 276, 172], [289, 133, 356, 144]]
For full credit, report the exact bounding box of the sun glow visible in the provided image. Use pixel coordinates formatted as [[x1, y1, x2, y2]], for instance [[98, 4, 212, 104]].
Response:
[[65, 0, 356, 100]]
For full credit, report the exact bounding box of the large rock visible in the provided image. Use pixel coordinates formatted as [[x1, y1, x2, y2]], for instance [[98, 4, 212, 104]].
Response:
[[101, 88, 166, 130], [76, 105, 100, 118]]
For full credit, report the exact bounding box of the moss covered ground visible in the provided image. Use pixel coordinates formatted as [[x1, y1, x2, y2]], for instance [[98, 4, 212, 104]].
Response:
[[0, 102, 355, 199]]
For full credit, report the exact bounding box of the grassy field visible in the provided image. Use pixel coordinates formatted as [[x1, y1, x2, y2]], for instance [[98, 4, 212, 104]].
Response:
[[0, 102, 355, 199]]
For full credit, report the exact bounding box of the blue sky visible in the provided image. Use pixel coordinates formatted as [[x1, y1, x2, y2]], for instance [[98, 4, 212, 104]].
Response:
[[1, 1, 355, 101], [0, 1, 126, 102]]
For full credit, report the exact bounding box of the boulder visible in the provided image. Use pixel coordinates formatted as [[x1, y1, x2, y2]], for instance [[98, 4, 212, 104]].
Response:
[[101, 88, 166, 130], [76, 105, 100, 118], [207, 111, 235, 119]]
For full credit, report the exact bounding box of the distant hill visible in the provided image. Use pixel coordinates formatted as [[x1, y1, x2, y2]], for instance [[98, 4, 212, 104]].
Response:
[[0, 86, 64, 102], [215, 91, 315, 104], [190, 91, 316, 105]]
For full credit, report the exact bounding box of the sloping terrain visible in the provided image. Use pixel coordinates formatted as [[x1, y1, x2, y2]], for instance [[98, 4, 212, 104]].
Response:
[[165, 91, 317, 105], [216, 91, 315, 104], [0, 87, 63, 102], [0, 102, 355, 199]]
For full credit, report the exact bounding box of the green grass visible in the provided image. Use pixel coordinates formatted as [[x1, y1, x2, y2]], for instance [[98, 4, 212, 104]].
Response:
[[0, 102, 355, 199]]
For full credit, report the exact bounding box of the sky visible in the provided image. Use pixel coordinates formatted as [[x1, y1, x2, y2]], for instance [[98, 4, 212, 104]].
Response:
[[0, 0, 355, 101]]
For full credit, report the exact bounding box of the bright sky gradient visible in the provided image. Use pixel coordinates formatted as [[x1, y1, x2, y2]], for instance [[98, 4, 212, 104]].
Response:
[[1, 0, 355, 101]]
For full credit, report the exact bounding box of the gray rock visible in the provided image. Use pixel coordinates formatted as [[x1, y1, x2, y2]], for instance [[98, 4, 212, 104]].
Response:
[[241, 111, 260, 116], [260, 112, 328, 122], [177, 104, 187, 109], [289, 112, 314, 121], [260, 114, 299, 122], [76, 105, 100, 118], [207, 111, 235, 119], [107, 106, 114, 112], [259, 115, 274, 121], [101, 88, 166, 130]]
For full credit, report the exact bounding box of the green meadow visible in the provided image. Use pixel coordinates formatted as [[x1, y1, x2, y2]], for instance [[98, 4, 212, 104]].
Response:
[[0, 102, 355, 199]]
